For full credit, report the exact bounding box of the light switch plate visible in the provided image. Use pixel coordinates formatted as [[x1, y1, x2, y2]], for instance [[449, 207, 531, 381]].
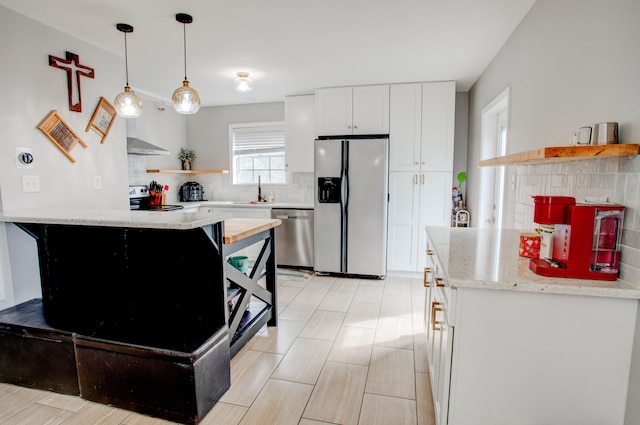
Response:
[[22, 175, 40, 193], [94, 176, 103, 190]]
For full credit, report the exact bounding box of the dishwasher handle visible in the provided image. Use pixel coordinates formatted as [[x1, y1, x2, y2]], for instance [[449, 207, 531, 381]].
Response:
[[275, 215, 309, 220]]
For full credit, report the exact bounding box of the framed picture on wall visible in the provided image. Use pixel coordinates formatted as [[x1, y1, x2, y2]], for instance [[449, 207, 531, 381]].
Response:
[[86, 97, 116, 143]]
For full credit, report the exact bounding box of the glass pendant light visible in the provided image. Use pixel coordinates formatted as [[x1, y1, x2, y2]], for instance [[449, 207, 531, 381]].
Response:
[[172, 13, 200, 114], [113, 23, 143, 118], [234, 72, 254, 93]]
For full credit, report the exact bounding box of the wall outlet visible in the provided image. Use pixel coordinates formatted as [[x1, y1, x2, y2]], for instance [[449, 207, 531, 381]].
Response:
[[94, 176, 103, 190], [22, 175, 40, 193]]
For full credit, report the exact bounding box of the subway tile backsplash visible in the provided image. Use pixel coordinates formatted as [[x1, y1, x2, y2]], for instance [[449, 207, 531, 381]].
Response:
[[512, 155, 640, 285]]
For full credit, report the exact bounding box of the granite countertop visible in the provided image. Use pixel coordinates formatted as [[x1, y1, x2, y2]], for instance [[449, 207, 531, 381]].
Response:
[[178, 201, 314, 209], [0, 209, 231, 230], [426, 226, 640, 299]]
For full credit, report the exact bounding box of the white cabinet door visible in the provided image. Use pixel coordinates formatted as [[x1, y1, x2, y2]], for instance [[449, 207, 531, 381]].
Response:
[[315, 87, 352, 136], [417, 172, 452, 270], [285, 95, 315, 172], [386, 172, 420, 272], [421, 81, 455, 171], [389, 83, 422, 171], [352, 85, 389, 135], [316, 85, 389, 136]]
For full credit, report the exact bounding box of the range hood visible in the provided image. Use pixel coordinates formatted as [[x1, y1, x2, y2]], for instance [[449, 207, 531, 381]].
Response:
[[127, 137, 170, 155], [126, 119, 170, 155]]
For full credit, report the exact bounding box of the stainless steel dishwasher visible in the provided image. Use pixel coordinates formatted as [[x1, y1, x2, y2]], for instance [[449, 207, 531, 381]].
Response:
[[271, 208, 314, 268]]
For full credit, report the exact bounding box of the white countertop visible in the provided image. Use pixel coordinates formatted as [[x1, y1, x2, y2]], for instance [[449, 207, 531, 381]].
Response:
[[426, 226, 640, 299], [0, 208, 231, 230], [178, 201, 314, 209]]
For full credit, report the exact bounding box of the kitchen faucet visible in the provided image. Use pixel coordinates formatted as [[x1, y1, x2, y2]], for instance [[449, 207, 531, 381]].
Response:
[[257, 175, 262, 201]]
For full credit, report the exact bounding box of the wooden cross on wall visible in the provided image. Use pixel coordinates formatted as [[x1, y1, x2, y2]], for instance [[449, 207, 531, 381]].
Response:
[[49, 51, 95, 112]]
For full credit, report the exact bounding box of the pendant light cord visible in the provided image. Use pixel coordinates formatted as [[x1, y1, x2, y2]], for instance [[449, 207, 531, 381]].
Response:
[[182, 23, 188, 81], [123, 31, 130, 86]]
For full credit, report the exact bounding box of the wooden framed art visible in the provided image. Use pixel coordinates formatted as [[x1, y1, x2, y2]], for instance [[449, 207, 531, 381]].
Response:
[[86, 97, 116, 143], [37, 110, 87, 163]]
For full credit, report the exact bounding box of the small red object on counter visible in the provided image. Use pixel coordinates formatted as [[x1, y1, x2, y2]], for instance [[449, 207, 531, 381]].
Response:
[[519, 233, 541, 258]]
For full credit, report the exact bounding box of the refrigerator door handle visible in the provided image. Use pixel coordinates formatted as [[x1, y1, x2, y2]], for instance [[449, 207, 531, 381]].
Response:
[[340, 140, 349, 273]]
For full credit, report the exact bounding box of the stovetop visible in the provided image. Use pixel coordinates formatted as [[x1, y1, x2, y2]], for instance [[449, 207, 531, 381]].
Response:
[[129, 185, 184, 212]]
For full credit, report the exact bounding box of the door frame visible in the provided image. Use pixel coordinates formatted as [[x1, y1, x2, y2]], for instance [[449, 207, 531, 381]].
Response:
[[478, 87, 510, 228]]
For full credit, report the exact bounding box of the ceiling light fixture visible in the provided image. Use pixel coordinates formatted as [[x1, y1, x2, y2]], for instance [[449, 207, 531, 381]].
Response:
[[233, 72, 254, 93], [113, 23, 143, 118], [172, 13, 200, 114]]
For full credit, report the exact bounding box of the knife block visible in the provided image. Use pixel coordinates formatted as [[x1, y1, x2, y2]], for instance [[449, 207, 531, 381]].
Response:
[[150, 191, 165, 206]]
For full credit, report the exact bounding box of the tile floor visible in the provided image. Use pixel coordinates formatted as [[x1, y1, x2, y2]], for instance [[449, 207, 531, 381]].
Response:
[[0, 273, 436, 425]]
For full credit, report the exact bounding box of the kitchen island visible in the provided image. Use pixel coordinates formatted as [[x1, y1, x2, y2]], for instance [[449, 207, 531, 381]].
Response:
[[424, 227, 640, 425], [0, 209, 281, 424]]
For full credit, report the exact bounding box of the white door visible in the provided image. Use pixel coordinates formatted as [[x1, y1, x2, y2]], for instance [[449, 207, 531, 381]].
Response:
[[389, 83, 422, 171], [478, 88, 509, 228]]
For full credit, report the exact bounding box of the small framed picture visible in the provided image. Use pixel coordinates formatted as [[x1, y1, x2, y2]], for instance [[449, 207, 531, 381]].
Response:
[[86, 97, 116, 143], [38, 110, 87, 163]]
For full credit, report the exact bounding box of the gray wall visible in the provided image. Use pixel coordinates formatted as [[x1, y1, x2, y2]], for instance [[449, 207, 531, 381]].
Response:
[[0, 6, 130, 308], [466, 1, 640, 423]]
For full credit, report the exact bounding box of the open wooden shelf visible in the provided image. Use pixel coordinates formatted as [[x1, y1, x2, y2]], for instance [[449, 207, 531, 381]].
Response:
[[478, 143, 639, 167], [147, 169, 229, 174]]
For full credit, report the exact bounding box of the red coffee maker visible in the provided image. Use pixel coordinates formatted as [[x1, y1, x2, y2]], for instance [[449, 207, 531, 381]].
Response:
[[529, 196, 624, 281]]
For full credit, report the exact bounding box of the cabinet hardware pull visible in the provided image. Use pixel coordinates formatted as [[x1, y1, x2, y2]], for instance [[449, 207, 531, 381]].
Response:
[[427, 250, 434, 256], [432, 301, 443, 331], [354, 125, 358, 129], [414, 175, 418, 185], [415, 161, 419, 165], [347, 125, 352, 129], [421, 174, 425, 185], [435, 277, 445, 287], [423, 267, 432, 287]]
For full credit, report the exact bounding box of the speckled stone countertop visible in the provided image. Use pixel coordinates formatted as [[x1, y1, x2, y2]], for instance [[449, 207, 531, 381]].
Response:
[[426, 227, 640, 299], [0, 209, 231, 230], [177, 201, 314, 209]]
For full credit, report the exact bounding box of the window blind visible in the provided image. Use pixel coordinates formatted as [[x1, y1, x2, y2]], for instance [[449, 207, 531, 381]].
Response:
[[232, 124, 285, 156]]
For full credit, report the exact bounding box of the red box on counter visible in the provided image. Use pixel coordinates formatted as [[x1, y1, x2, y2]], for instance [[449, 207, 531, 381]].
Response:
[[519, 233, 541, 258]]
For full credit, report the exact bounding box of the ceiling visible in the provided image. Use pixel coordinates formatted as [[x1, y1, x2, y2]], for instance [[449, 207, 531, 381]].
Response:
[[0, 0, 536, 107]]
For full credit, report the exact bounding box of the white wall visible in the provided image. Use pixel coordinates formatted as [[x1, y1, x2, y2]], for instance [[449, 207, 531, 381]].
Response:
[[467, 0, 640, 226], [0, 6, 130, 307], [186, 102, 314, 205], [466, 2, 640, 423]]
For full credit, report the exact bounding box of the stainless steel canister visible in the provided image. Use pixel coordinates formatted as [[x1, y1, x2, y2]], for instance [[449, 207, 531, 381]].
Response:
[[592, 122, 618, 145]]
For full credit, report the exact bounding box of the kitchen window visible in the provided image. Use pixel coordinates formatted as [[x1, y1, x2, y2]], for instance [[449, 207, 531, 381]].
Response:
[[230, 122, 286, 184]]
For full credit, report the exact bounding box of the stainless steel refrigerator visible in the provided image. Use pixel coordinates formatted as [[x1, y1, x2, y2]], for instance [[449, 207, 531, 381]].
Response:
[[314, 136, 389, 277]]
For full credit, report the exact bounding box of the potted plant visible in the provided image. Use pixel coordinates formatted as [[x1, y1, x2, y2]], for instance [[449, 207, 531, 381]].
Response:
[[178, 148, 196, 170]]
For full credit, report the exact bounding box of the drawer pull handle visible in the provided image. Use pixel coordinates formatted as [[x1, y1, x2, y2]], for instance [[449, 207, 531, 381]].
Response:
[[431, 301, 443, 331], [423, 267, 432, 287], [435, 277, 445, 287], [427, 250, 434, 256]]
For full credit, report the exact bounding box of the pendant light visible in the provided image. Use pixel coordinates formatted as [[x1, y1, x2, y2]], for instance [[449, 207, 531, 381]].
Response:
[[113, 23, 143, 118], [172, 13, 200, 114], [233, 72, 254, 93]]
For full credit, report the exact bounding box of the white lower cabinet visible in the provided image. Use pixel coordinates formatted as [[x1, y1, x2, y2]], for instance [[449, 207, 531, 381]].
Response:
[[424, 237, 637, 425], [387, 171, 451, 272]]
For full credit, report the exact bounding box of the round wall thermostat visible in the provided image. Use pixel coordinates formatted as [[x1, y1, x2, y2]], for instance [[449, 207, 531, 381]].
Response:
[[19, 152, 34, 165]]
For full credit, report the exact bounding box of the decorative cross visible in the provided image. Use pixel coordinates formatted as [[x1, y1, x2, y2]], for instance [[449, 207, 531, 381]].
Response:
[[48, 51, 95, 112]]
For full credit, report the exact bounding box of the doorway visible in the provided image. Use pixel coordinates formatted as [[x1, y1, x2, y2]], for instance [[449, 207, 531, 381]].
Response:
[[478, 87, 509, 228]]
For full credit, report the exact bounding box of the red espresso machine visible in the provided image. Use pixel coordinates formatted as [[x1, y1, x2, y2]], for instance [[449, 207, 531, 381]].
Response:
[[529, 196, 624, 281]]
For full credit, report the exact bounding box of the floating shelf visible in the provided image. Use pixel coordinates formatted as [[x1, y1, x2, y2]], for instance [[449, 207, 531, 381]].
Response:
[[146, 169, 229, 174], [478, 144, 639, 167]]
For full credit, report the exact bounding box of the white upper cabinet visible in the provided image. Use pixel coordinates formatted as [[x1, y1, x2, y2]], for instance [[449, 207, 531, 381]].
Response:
[[421, 81, 455, 171], [389, 83, 423, 171], [389, 81, 455, 172], [285, 94, 315, 173], [315, 85, 389, 136]]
